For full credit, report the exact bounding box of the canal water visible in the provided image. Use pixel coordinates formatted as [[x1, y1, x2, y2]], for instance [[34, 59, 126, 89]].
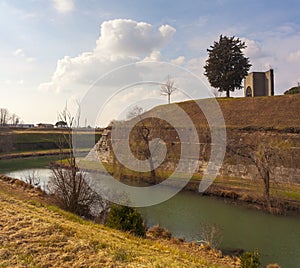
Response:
[[1, 158, 300, 267]]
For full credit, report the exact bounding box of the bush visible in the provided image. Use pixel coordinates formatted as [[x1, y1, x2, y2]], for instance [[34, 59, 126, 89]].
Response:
[[240, 250, 260, 268], [147, 225, 172, 240], [266, 264, 281, 268], [284, 86, 300, 95], [198, 221, 223, 249], [106, 204, 146, 237]]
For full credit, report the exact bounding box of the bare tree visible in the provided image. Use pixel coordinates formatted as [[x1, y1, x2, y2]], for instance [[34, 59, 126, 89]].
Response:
[[136, 122, 156, 179], [0, 108, 10, 126], [198, 221, 223, 249], [0, 108, 20, 126], [49, 167, 101, 216], [160, 75, 177, 104], [10, 113, 20, 126], [126, 105, 144, 120], [228, 136, 290, 200], [23, 170, 40, 187], [49, 105, 110, 219]]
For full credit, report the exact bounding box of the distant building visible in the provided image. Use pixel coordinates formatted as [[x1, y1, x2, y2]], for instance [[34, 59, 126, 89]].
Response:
[[244, 69, 274, 97], [37, 123, 54, 128]]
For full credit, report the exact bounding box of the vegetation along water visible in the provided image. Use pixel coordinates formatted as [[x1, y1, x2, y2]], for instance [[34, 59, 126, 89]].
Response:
[[2, 158, 300, 268]]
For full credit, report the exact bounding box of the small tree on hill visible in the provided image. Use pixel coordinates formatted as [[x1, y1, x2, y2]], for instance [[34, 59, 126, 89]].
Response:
[[160, 75, 177, 104], [204, 35, 251, 97]]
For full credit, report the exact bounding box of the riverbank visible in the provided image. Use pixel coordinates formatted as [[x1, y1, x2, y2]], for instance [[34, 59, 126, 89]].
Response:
[[49, 156, 300, 215], [0, 127, 102, 156], [0, 174, 239, 267], [103, 169, 300, 215], [2, 152, 299, 215], [0, 148, 89, 160]]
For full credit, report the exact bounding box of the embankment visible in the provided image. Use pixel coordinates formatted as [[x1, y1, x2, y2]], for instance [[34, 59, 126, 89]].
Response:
[[0, 174, 239, 267]]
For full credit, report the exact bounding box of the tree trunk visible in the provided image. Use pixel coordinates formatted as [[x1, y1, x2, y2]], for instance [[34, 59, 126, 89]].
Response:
[[264, 171, 270, 199], [226, 89, 230, 98], [149, 156, 156, 180], [168, 94, 170, 104]]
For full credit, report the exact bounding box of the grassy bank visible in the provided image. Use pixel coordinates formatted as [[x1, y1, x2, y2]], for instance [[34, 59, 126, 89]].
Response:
[[0, 176, 238, 267], [0, 128, 102, 155], [76, 159, 300, 214], [0, 155, 62, 173]]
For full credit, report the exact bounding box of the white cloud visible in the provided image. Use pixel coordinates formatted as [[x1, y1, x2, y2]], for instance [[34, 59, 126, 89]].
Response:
[[142, 51, 162, 62], [288, 50, 300, 62], [52, 0, 74, 13], [39, 19, 176, 93], [13, 48, 36, 63], [95, 19, 175, 57], [170, 56, 185, 65], [242, 38, 265, 59], [13, 49, 25, 57]]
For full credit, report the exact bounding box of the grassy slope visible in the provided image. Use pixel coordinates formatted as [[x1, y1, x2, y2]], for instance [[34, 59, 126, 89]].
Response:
[[214, 94, 300, 129], [146, 94, 300, 129], [0, 128, 102, 156], [0, 178, 238, 268]]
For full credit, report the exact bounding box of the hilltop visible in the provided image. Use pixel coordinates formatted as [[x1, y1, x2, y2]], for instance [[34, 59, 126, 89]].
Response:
[[0, 176, 238, 267], [145, 94, 300, 130]]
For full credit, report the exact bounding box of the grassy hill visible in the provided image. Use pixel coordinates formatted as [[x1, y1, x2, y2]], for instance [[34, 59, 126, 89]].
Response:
[[145, 94, 300, 130], [0, 128, 102, 156], [0, 176, 237, 268]]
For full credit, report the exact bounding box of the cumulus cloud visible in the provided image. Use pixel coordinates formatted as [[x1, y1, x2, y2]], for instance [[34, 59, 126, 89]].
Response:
[[52, 0, 74, 13], [242, 38, 265, 59], [39, 19, 176, 93], [95, 19, 175, 57]]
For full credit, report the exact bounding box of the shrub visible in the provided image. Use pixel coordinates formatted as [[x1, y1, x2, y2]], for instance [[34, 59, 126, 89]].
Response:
[[147, 225, 172, 240], [284, 86, 300, 95], [266, 264, 281, 268], [240, 250, 260, 268], [106, 204, 146, 237], [198, 222, 223, 249]]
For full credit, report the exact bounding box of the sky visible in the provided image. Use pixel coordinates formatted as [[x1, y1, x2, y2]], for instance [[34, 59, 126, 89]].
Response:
[[1, 0, 300, 126]]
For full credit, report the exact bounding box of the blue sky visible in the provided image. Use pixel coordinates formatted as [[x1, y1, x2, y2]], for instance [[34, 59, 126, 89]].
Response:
[[1, 0, 300, 125]]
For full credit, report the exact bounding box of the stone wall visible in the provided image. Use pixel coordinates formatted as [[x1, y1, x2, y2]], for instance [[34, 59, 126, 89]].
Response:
[[220, 163, 300, 185], [90, 128, 300, 185]]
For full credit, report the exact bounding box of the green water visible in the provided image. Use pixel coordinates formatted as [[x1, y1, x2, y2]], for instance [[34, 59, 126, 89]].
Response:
[[139, 190, 300, 268], [1, 158, 300, 267], [0, 155, 60, 173]]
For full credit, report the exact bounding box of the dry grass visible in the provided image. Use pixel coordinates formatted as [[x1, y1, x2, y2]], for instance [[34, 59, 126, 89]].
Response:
[[144, 94, 300, 129], [0, 149, 89, 160], [0, 177, 239, 268]]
